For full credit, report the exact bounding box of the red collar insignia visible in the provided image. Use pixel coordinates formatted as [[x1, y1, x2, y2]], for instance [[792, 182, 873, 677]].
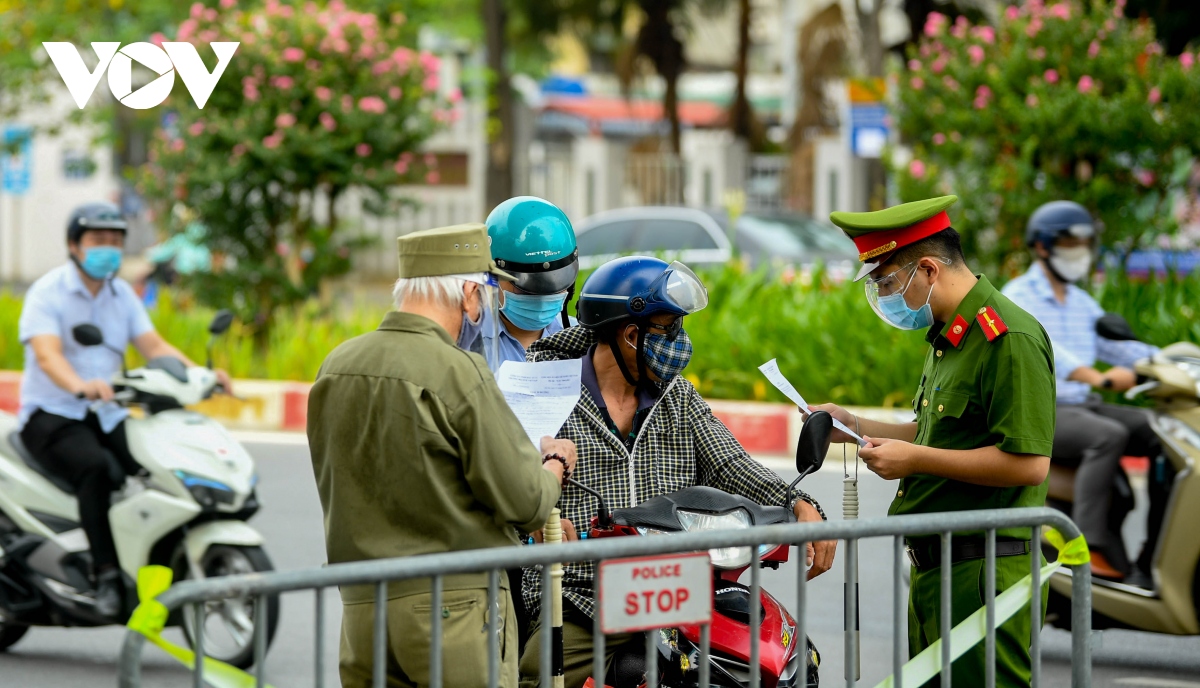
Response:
[[944, 314, 971, 348]]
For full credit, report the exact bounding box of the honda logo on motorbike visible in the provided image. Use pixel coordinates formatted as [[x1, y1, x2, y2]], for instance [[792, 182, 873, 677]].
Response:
[[43, 42, 239, 110]]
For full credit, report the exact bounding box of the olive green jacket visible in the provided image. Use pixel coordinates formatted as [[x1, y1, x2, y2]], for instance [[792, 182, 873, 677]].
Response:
[[308, 312, 561, 604]]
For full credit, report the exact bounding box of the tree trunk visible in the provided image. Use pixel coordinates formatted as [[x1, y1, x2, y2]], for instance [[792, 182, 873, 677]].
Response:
[[483, 0, 513, 210], [729, 0, 754, 143], [664, 70, 681, 155], [856, 0, 886, 209]]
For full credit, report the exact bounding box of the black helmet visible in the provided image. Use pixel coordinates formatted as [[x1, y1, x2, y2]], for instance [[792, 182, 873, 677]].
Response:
[[67, 202, 127, 244], [1025, 201, 1095, 249]]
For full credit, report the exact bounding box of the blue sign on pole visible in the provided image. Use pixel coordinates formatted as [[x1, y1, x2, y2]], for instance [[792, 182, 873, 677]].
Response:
[[2, 126, 33, 195], [849, 105, 889, 159]]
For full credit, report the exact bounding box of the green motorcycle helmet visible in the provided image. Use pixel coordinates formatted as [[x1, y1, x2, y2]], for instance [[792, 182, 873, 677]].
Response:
[[486, 196, 579, 295]]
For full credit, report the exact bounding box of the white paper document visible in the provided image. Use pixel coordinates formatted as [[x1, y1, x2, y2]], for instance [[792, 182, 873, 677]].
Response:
[[496, 359, 583, 449], [758, 358, 866, 446]]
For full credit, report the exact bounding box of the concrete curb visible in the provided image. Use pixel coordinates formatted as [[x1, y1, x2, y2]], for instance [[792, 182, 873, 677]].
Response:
[[0, 371, 1148, 475]]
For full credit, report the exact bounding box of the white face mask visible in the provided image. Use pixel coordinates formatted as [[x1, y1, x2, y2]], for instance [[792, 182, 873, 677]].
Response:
[[1048, 246, 1092, 283]]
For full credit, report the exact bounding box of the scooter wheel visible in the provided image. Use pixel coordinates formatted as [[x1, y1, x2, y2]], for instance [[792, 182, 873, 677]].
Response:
[[174, 544, 281, 670], [0, 620, 29, 651]]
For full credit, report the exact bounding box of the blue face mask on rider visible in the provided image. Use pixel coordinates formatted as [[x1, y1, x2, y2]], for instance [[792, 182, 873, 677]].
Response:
[[78, 246, 123, 280], [500, 291, 568, 332], [875, 267, 935, 331]]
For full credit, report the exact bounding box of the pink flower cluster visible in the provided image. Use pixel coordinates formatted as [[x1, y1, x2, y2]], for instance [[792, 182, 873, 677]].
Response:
[[358, 96, 386, 114], [924, 12, 949, 38], [973, 84, 992, 110], [1077, 75, 1095, 94]]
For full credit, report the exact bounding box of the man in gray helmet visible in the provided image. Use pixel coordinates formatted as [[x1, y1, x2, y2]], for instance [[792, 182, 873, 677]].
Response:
[[1002, 200, 1162, 583]]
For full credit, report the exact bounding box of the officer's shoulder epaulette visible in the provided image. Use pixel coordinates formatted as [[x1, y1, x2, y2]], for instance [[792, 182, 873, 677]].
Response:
[[975, 305, 1008, 342]]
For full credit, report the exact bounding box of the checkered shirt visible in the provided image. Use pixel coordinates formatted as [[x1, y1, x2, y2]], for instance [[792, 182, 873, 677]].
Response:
[[1001, 265, 1158, 404], [522, 326, 825, 620]]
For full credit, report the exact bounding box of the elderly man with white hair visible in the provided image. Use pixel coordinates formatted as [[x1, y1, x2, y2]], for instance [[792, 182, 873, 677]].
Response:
[[308, 223, 578, 688]]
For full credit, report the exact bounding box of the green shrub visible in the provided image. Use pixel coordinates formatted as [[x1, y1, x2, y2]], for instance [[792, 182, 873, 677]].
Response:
[[3, 265, 1198, 404]]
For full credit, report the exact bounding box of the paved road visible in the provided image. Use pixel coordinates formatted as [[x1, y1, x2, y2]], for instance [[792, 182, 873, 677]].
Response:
[[2, 437, 1199, 687]]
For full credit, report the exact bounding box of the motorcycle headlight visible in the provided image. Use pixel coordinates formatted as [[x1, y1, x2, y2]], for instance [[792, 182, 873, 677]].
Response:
[[1155, 416, 1200, 452], [174, 470, 236, 510], [677, 509, 762, 569]]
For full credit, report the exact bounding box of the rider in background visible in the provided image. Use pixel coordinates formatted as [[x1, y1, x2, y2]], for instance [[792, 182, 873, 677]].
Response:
[[477, 196, 579, 372], [17, 203, 231, 619], [1001, 200, 1161, 583]]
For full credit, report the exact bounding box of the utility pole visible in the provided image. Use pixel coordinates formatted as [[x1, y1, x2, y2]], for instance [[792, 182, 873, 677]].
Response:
[[483, 0, 514, 211], [856, 0, 887, 210]]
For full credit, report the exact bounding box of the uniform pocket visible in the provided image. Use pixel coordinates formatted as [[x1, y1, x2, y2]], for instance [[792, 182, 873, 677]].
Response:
[[929, 389, 969, 420]]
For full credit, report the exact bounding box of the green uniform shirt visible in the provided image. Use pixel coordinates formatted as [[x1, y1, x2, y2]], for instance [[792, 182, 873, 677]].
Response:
[[308, 312, 562, 604], [888, 275, 1056, 540]]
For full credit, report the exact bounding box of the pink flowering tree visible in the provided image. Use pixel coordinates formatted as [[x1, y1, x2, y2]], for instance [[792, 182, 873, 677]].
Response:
[[139, 0, 453, 342], [893, 0, 1200, 273]]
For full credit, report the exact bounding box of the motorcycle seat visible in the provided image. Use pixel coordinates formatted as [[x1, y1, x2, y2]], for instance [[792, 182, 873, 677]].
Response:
[[8, 431, 75, 494]]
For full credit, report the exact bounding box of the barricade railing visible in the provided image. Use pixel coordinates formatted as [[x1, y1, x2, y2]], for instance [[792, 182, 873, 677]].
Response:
[[116, 507, 1091, 688]]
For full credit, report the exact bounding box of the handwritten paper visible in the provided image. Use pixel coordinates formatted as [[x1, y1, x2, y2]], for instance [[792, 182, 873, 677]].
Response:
[[758, 358, 866, 446], [497, 359, 583, 449]]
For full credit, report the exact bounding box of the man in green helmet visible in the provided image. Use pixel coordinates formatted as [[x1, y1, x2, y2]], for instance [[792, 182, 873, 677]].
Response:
[[808, 196, 1055, 687], [475, 196, 580, 372]]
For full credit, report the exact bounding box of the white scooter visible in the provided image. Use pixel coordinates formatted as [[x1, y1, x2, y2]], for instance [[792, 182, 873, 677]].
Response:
[[0, 310, 278, 669]]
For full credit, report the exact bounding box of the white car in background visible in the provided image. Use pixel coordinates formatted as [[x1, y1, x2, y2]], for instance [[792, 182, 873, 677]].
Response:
[[574, 206, 858, 279]]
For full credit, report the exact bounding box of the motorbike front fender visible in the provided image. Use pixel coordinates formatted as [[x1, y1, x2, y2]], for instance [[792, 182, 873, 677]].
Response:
[[184, 520, 265, 569]]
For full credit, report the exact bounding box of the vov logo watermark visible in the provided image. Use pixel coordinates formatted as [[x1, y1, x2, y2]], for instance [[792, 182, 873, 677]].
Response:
[[43, 42, 239, 110]]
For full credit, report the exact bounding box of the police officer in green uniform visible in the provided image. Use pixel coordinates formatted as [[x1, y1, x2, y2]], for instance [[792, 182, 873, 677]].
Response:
[[809, 196, 1056, 686], [308, 224, 578, 688]]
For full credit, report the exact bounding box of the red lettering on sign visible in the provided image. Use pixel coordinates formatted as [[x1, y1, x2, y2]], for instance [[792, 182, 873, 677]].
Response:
[[625, 593, 638, 616], [675, 588, 689, 609]]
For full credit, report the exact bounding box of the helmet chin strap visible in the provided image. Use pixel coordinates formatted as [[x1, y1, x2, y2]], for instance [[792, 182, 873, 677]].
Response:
[[560, 284, 576, 329], [608, 323, 649, 391]]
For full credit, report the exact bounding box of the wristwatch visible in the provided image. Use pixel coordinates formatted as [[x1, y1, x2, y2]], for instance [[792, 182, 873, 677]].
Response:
[[1101, 378, 1114, 390]]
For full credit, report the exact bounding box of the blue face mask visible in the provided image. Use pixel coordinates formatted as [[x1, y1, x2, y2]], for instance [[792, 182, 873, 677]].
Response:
[[500, 291, 568, 332], [640, 329, 693, 382], [79, 246, 122, 280], [875, 274, 935, 331]]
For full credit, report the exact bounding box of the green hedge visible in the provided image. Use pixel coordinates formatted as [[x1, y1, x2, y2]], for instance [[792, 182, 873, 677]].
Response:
[[2, 265, 1197, 406]]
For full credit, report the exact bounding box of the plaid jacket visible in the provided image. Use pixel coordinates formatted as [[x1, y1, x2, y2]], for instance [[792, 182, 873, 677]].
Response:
[[522, 326, 825, 620]]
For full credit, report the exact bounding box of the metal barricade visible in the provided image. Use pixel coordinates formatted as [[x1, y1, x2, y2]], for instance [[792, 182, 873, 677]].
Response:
[[116, 507, 1092, 688]]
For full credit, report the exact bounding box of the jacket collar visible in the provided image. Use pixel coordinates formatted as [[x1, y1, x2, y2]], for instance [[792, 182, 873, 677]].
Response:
[[378, 311, 455, 346], [926, 274, 997, 348]]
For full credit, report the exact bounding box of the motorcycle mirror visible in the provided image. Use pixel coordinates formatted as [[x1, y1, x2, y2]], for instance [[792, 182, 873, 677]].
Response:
[[1096, 312, 1138, 342], [72, 324, 104, 347], [795, 410, 833, 476], [208, 309, 235, 335]]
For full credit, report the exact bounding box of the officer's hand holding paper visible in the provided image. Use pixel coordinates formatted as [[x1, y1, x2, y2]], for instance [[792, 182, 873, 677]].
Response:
[[496, 359, 582, 449], [758, 358, 866, 446]]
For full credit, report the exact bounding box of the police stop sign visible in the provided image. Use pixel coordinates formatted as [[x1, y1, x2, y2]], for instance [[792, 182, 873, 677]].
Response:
[[598, 552, 712, 634]]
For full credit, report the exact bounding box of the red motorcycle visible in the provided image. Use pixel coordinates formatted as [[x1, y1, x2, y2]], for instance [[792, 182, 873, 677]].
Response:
[[577, 411, 834, 688]]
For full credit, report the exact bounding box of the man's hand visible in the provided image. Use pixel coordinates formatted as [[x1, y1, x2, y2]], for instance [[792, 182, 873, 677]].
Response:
[[76, 379, 114, 402], [540, 436, 578, 475], [214, 369, 233, 395], [859, 436, 922, 480], [806, 403, 859, 444], [794, 500, 836, 580], [530, 518, 579, 543], [1102, 367, 1137, 392]]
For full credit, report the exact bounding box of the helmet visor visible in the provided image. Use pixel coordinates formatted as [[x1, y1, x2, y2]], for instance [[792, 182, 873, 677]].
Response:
[[663, 261, 708, 314]]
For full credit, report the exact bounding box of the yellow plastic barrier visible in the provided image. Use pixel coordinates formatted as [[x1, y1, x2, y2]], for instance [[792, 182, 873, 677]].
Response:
[[126, 565, 275, 688], [873, 530, 1088, 688]]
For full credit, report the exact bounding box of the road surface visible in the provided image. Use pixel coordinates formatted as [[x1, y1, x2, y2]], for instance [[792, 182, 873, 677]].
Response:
[[2, 436, 1198, 687]]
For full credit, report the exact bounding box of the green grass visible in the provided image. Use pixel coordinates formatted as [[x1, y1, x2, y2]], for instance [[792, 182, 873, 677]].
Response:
[[2, 265, 1197, 404]]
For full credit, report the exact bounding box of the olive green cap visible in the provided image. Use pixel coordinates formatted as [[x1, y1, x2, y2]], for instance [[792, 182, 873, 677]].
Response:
[[396, 223, 516, 281], [829, 195, 958, 238]]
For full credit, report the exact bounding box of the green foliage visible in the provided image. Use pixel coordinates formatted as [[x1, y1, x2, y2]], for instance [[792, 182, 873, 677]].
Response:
[[137, 0, 450, 343], [892, 0, 1200, 274], [7, 267, 1200, 402]]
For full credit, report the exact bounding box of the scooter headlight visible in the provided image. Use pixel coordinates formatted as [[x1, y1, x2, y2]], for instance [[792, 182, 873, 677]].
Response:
[[174, 470, 236, 510], [1155, 416, 1200, 452], [677, 509, 768, 569]]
